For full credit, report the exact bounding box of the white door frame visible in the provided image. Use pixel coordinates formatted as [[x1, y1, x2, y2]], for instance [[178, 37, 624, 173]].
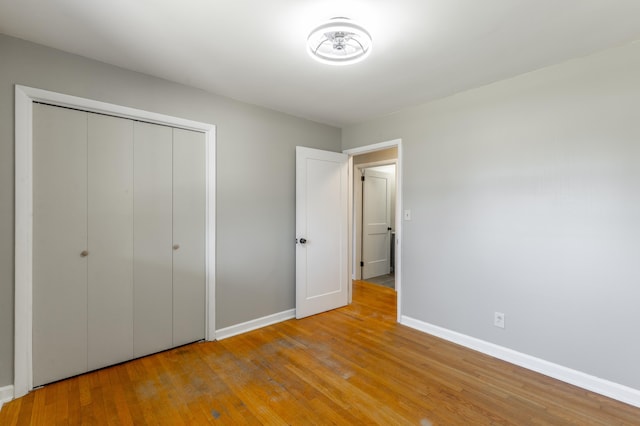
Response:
[[354, 160, 397, 281], [344, 139, 402, 321], [14, 85, 216, 398]]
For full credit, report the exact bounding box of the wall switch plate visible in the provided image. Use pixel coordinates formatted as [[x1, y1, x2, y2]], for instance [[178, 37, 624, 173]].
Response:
[[404, 209, 411, 220], [494, 312, 505, 329]]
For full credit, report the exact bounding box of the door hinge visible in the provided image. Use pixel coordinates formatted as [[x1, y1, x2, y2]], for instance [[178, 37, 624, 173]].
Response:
[[360, 261, 364, 267], [361, 176, 365, 181]]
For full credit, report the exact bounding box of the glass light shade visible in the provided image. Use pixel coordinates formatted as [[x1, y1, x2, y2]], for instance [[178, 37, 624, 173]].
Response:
[[307, 17, 372, 66]]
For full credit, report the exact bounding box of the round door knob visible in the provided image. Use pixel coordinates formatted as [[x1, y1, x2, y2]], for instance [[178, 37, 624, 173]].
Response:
[[173, 244, 180, 250], [80, 250, 89, 257], [299, 238, 307, 244]]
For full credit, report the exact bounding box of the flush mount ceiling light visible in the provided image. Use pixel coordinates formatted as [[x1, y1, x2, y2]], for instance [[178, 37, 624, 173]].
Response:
[[307, 17, 372, 66]]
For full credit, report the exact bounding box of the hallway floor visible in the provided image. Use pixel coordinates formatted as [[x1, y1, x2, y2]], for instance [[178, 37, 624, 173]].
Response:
[[362, 272, 395, 289]]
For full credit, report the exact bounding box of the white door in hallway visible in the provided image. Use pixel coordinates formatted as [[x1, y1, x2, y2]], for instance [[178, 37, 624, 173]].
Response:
[[295, 146, 349, 319], [362, 168, 392, 279]]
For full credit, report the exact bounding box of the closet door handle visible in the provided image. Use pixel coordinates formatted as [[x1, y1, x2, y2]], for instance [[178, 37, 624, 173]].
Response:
[[173, 244, 180, 250], [80, 250, 89, 257]]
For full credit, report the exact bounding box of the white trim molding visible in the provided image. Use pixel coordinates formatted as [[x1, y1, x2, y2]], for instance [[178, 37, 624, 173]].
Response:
[[14, 85, 216, 398], [343, 139, 401, 156], [401, 315, 640, 409], [216, 309, 296, 340], [0, 385, 14, 410]]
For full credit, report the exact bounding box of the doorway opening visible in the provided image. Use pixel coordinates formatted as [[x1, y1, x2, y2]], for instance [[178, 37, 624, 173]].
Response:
[[355, 159, 397, 288], [344, 139, 402, 321]]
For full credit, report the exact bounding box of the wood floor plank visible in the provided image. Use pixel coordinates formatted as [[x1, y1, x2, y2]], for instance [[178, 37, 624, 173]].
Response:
[[1, 280, 639, 425]]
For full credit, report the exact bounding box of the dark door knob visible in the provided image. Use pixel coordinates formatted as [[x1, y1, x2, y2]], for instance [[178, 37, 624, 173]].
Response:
[[299, 238, 307, 244]]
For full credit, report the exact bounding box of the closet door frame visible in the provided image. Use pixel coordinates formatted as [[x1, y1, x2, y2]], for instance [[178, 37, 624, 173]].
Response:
[[14, 85, 216, 398]]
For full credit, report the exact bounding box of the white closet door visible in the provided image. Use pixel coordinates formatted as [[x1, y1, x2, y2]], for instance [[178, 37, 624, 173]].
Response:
[[33, 104, 88, 386], [172, 128, 206, 346], [87, 113, 134, 370], [133, 122, 174, 358]]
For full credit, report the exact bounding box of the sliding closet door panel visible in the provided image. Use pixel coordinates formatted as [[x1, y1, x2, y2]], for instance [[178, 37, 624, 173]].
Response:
[[33, 104, 88, 386], [87, 113, 134, 370], [172, 128, 206, 346], [133, 122, 173, 358]]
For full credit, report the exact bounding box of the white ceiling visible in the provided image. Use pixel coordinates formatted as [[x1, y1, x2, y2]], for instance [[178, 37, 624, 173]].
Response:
[[2, 1, 640, 127]]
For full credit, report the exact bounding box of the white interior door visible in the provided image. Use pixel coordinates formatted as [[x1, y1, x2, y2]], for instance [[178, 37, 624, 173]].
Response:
[[172, 128, 206, 346], [296, 146, 349, 319], [362, 168, 392, 279], [133, 121, 173, 358], [87, 113, 134, 370], [32, 104, 88, 387]]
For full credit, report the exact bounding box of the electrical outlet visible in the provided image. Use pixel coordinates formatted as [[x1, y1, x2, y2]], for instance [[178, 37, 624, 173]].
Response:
[[494, 312, 505, 329]]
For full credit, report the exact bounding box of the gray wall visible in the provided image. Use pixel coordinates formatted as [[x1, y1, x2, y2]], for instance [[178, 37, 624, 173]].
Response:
[[343, 41, 640, 390], [0, 34, 341, 387]]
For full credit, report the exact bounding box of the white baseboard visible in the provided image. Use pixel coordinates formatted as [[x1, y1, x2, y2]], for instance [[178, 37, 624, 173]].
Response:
[[216, 309, 296, 340], [401, 315, 640, 409], [0, 385, 14, 410]]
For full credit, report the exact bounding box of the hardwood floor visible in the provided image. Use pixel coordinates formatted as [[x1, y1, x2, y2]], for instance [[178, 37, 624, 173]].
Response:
[[2, 280, 639, 425]]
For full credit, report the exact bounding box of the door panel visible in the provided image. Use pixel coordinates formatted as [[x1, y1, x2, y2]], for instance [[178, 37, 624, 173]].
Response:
[[87, 113, 134, 370], [33, 104, 88, 386], [31, 107, 209, 386], [172, 128, 206, 346], [296, 146, 348, 319], [133, 122, 174, 357], [362, 169, 392, 279]]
